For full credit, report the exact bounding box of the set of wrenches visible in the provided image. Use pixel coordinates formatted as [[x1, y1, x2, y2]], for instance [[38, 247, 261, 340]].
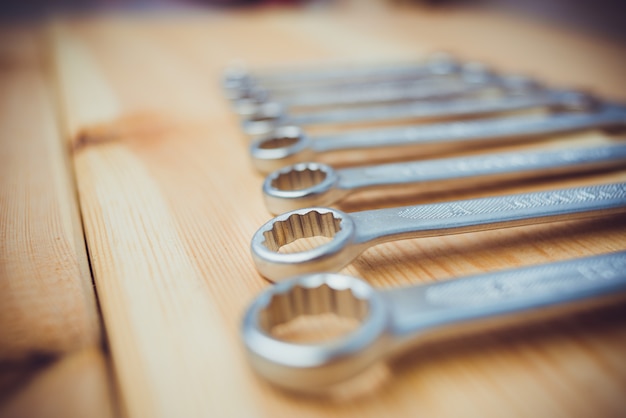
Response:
[[222, 53, 626, 392]]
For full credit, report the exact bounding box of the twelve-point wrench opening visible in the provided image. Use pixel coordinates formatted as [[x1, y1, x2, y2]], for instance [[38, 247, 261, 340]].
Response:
[[242, 102, 285, 137], [263, 163, 344, 214], [241, 273, 389, 392], [250, 126, 315, 173], [251, 207, 359, 281]]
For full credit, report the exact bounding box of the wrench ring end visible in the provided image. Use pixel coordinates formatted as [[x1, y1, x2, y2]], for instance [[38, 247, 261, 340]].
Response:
[[250, 126, 316, 173], [251, 207, 358, 281], [242, 101, 285, 137], [233, 98, 261, 116], [263, 162, 345, 214], [241, 273, 390, 391]]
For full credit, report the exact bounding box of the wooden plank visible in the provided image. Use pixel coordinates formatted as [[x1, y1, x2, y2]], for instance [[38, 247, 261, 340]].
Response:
[[0, 26, 99, 362], [0, 348, 115, 418], [50, 22, 263, 418], [51, 7, 626, 418], [0, 26, 116, 417]]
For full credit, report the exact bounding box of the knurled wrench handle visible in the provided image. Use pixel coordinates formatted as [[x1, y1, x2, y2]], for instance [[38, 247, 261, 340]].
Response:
[[314, 102, 624, 152], [338, 143, 626, 189], [251, 183, 626, 281], [287, 90, 578, 126], [351, 183, 626, 245], [386, 251, 626, 343]]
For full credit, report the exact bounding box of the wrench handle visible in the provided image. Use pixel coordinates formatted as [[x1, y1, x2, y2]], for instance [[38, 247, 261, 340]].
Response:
[[314, 104, 626, 152], [281, 79, 484, 107], [351, 183, 626, 244], [337, 144, 626, 190], [385, 251, 626, 343], [293, 91, 560, 126], [245, 55, 459, 90]]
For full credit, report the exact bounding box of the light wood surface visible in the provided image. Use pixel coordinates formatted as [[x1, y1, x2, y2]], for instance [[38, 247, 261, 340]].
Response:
[[4, 3, 626, 416], [0, 348, 115, 418], [0, 27, 100, 361], [0, 26, 115, 417]]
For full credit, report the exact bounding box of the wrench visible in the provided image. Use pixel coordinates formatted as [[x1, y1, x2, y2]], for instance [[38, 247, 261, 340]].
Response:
[[262, 143, 626, 214], [242, 251, 626, 391], [251, 182, 626, 281], [227, 63, 483, 103], [232, 70, 536, 116], [241, 89, 591, 138], [250, 103, 626, 173], [223, 52, 460, 95]]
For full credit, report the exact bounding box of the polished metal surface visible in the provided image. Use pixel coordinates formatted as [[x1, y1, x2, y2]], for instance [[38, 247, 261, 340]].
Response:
[[262, 143, 626, 214], [251, 183, 626, 281], [241, 89, 592, 138], [223, 52, 460, 96], [250, 103, 626, 173], [232, 71, 538, 116], [242, 251, 626, 391]]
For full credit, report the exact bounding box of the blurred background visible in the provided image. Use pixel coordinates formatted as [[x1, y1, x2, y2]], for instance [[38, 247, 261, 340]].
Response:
[[2, 0, 626, 44]]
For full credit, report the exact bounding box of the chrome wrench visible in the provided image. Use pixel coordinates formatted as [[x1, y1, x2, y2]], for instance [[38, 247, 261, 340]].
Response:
[[234, 75, 537, 117], [241, 89, 590, 138], [250, 103, 626, 173], [242, 251, 626, 391], [262, 143, 626, 214], [223, 52, 460, 96], [251, 182, 626, 281], [227, 62, 480, 103], [232, 70, 536, 116]]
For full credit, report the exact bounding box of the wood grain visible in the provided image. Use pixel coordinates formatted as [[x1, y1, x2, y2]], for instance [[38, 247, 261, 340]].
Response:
[[0, 27, 100, 361], [0, 348, 115, 418], [0, 25, 116, 417], [51, 6, 626, 417]]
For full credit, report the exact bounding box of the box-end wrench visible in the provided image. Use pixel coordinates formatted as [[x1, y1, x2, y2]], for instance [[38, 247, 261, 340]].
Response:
[[250, 103, 626, 173], [242, 251, 626, 391], [230, 61, 525, 109], [223, 52, 460, 96], [231, 75, 486, 116], [262, 143, 626, 214], [241, 89, 592, 138], [233, 72, 539, 117], [251, 182, 626, 281], [227, 62, 485, 104]]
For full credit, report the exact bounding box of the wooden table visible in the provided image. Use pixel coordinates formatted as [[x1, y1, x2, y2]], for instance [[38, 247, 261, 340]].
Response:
[[2, 3, 626, 417]]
